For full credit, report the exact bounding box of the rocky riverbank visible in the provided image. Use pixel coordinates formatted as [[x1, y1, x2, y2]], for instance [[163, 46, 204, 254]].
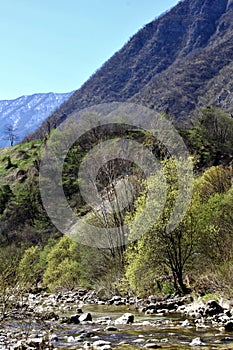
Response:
[[0, 290, 233, 349]]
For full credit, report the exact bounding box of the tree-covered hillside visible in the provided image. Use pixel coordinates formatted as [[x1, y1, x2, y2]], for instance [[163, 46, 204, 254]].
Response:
[[0, 106, 232, 298]]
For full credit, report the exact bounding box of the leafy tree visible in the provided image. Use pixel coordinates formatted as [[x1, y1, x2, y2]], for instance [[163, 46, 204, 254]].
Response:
[[196, 165, 232, 201], [18, 246, 41, 286], [187, 167, 233, 295], [195, 188, 233, 267], [125, 158, 197, 295], [185, 107, 233, 167], [17, 238, 59, 288], [43, 236, 83, 291]]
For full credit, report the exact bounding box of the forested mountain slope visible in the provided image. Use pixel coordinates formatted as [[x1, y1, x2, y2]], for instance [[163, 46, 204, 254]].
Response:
[[31, 0, 233, 139]]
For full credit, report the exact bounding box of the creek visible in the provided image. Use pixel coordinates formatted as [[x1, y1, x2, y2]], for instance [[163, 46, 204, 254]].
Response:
[[2, 303, 233, 350], [57, 304, 233, 349], [1, 291, 233, 350]]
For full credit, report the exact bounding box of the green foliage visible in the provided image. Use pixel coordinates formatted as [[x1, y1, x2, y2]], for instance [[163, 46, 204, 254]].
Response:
[[0, 142, 60, 248], [17, 238, 58, 288], [193, 167, 233, 268], [125, 161, 233, 296], [125, 158, 196, 295], [0, 107, 233, 296], [18, 246, 41, 286], [214, 259, 233, 297], [187, 166, 233, 295], [196, 165, 232, 201], [161, 280, 175, 295], [201, 293, 220, 302], [185, 107, 233, 168], [125, 233, 166, 297], [43, 236, 83, 291]]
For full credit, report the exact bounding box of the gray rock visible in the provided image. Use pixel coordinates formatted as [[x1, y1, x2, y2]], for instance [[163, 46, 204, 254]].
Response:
[[26, 337, 44, 347], [146, 304, 157, 310], [145, 309, 156, 315], [144, 344, 162, 349], [108, 295, 126, 305], [69, 314, 80, 324], [189, 337, 206, 346], [93, 339, 111, 348], [79, 312, 92, 322], [204, 300, 224, 316], [50, 333, 58, 341], [147, 295, 158, 303], [181, 319, 192, 327], [96, 316, 111, 324], [79, 331, 94, 338], [115, 313, 134, 325], [133, 338, 145, 343], [105, 326, 118, 331], [83, 340, 91, 348], [225, 320, 233, 332]]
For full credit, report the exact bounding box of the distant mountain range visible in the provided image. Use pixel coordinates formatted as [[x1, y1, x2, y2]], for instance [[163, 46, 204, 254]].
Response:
[[30, 0, 233, 140], [0, 92, 72, 147]]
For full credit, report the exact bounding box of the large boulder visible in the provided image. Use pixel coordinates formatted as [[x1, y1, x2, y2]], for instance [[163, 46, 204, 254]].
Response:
[[79, 312, 92, 322], [225, 320, 233, 332], [69, 314, 80, 324], [115, 313, 134, 325], [203, 300, 224, 316]]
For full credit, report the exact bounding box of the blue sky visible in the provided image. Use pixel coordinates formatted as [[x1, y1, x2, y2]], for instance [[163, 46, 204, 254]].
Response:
[[1, 0, 179, 100]]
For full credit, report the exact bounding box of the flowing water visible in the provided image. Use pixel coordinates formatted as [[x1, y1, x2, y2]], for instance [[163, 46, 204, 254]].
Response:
[[52, 304, 233, 349], [2, 304, 233, 349]]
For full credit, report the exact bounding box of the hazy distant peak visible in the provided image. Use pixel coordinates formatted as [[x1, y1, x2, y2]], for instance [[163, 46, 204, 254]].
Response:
[[0, 91, 72, 147]]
